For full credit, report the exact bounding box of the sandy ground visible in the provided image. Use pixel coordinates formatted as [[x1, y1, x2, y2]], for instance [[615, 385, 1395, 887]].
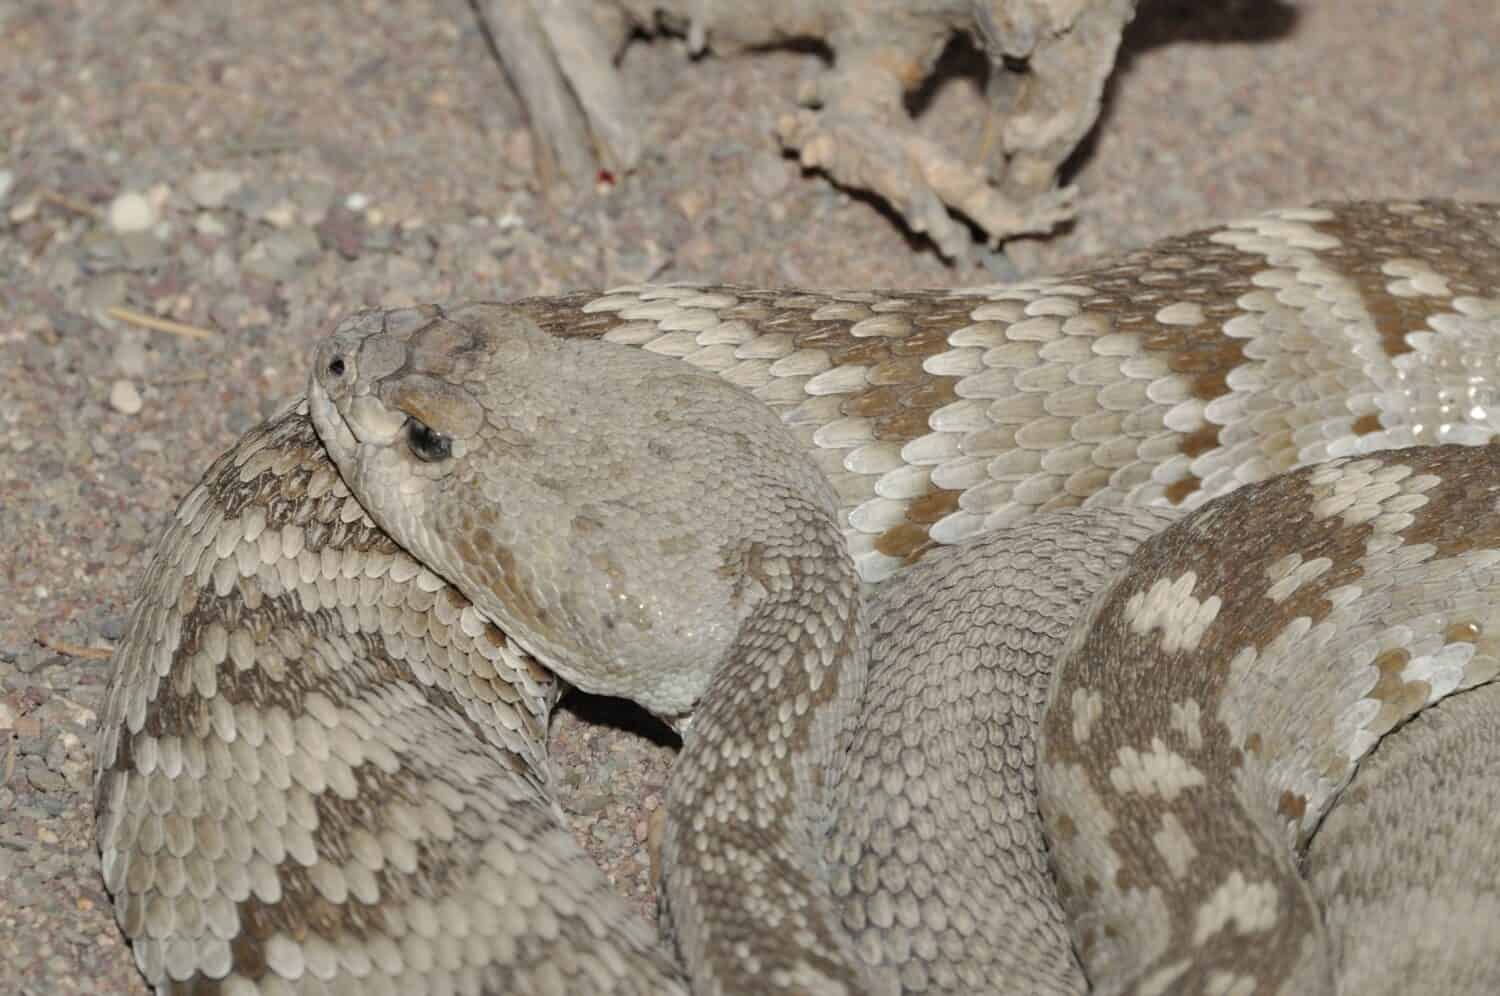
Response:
[[1, 1, 1497, 991]]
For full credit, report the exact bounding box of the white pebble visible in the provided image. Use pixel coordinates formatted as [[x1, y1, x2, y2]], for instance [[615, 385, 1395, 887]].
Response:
[[108, 191, 157, 233], [344, 191, 369, 212], [109, 379, 143, 415]]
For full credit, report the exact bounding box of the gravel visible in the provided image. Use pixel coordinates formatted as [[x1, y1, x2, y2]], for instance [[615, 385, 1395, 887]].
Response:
[[1, 1, 1497, 993]]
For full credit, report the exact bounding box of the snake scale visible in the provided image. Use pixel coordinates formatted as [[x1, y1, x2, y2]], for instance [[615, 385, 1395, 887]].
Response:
[[95, 200, 1500, 995]]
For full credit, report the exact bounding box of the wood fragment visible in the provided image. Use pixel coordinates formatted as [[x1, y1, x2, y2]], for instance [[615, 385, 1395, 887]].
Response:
[[1, 736, 14, 789], [106, 306, 217, 341], [37, 636, 114, 661], [39, 190, 101, 218]]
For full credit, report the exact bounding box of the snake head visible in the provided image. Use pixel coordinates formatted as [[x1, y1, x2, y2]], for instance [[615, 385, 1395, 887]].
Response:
[[309, 304, 521, 515], [307, 302, 837, 722]]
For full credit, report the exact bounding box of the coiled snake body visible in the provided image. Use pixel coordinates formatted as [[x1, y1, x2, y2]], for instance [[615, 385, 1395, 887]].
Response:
[[96, 201, 1500, 994]]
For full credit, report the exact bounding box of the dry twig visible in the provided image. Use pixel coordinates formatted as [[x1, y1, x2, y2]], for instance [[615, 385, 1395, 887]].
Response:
[[105, 305, 217, 341]]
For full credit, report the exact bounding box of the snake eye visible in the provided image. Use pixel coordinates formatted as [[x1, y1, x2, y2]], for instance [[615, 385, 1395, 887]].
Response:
[[405, 419, 452, 463]]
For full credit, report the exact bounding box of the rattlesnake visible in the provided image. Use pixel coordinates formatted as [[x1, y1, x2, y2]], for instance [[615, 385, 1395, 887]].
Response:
[[95, 200, 1500, 995]]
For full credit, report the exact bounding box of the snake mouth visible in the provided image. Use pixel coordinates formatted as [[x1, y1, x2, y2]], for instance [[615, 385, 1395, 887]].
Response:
[[308, 334, 414, 467], [306, 367, 361, 469]]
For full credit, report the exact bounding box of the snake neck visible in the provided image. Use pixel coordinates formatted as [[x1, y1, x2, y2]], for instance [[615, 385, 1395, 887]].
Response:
[[657, 493, 891, 995]]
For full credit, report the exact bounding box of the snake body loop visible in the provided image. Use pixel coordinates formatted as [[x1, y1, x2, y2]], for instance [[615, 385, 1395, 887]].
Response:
[[97, 201, 1500, 994]]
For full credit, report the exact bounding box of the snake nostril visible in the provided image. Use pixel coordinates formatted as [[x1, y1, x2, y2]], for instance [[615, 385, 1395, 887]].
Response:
[[327, 356, 346, 378]]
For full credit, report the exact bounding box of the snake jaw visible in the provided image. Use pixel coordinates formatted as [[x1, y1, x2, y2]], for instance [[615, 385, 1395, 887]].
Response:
[[307, 335, 362, 463], [306, 370, 355, 463], [308, 333, 436, 557]]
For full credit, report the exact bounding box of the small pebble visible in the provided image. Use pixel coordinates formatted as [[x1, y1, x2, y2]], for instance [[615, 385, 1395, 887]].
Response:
[[344, 191, 369, 212], [194, 212, 228, 237], [13, 646, 45, 674], [82, 272, 129, 312], [77, 231, 126, 272], [317, 206, 365, 258], [291, 180, 335, 224], [674, 189, 708, 222], [209, 293, 252, 329], [27, 766, 67, 794], [241, 227, 321, 281], [262, 200, 298, 228], [605, 240, 670, 286], [108, 379, 143, 415], [108, 191, 157, 233], [502, 130, 535, 174], [186, 169, 243, 209], [748, 150, 792, 199], [120, 231, 169, 269]]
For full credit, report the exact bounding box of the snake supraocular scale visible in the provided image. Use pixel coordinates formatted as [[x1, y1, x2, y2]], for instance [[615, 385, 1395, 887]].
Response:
[[95, 201, 1500, 995]]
